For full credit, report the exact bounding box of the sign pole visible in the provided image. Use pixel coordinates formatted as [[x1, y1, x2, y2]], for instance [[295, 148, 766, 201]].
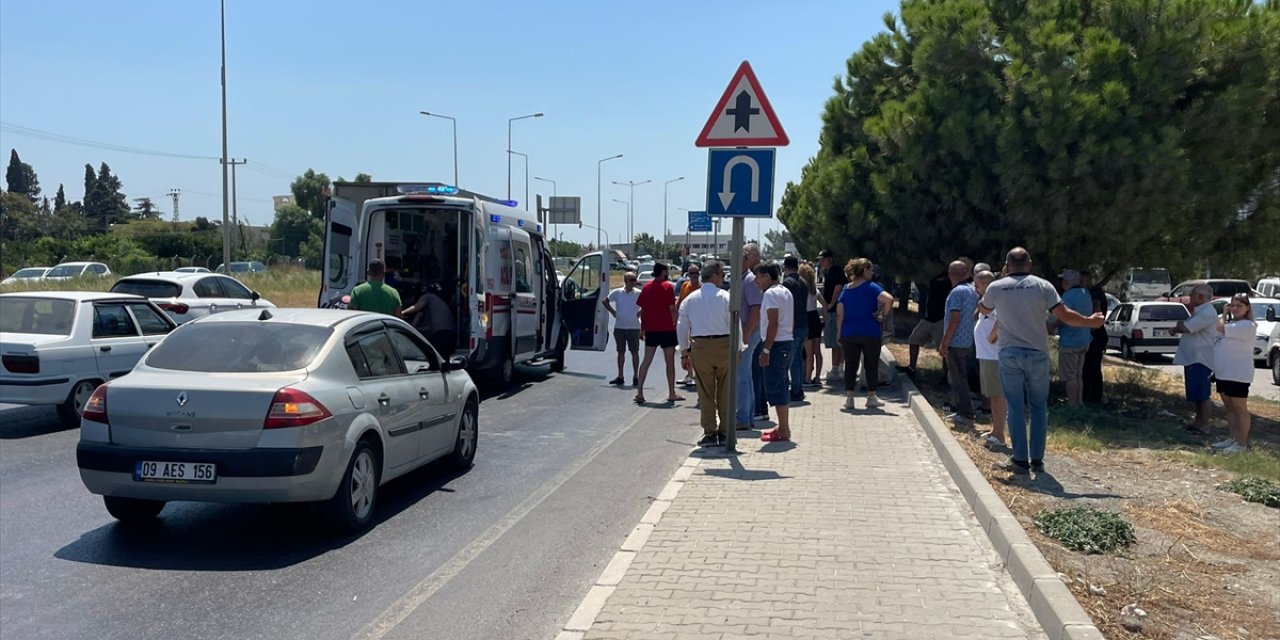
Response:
[[725, 217, 744, 453]]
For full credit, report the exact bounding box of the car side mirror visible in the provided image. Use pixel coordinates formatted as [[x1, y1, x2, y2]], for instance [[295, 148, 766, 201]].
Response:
[[445, 355, 468, 372], [1268, 307, 1277, 322], [251, 291, 261, 302]]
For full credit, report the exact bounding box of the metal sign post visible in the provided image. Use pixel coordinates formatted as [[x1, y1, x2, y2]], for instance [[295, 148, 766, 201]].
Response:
[[724, 218, 745, 453]]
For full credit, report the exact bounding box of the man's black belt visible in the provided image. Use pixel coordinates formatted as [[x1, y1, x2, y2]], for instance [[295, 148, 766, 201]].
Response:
[[694, 334, 729, 339]]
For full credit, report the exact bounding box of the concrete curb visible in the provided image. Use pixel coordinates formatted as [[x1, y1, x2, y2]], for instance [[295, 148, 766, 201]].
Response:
[[554, 454, 703, 639], [879, 347, 1104, 640]]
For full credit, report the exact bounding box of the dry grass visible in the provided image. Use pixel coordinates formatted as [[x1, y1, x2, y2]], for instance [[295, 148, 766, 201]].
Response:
[[2, 268, 322, 309]]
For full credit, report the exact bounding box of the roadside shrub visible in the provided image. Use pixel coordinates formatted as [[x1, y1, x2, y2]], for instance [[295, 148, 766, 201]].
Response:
[[1034, 507, 1136, 554], [1219, 477, 1280, 509]]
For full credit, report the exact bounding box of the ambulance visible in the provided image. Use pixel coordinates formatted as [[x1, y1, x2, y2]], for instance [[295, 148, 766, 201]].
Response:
[[318, 181, 610, 385]]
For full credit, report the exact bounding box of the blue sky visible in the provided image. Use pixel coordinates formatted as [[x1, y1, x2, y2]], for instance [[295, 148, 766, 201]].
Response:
[[0, 0, 899, 247]]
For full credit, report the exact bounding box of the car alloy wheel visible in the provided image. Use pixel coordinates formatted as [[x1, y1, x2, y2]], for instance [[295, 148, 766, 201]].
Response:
[[348, 449, 376, 521], [448, 401, 478, 470]]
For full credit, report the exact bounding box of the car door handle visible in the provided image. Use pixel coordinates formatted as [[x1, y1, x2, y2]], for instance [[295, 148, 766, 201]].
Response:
[[100, 346, 112, 352], [418, 387, 430, 399], [377, 393, 391, 405]]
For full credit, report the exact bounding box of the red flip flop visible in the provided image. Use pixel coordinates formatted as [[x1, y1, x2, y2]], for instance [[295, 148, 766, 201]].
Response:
[[760, 430, 790, 442]]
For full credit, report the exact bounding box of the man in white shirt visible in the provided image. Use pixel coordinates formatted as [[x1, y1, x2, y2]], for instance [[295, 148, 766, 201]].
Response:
[[603, 272, 641, 386], [754, 263, 796, 442], [1172, 283, 1217, 434], [677, 261, 733, 447]]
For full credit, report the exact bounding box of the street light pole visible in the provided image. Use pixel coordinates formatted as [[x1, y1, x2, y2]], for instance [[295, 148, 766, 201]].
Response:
[[663, 176, 685, 256], [596, 154, 623, 251], [419, 111, 458, 185], [508, 112, 543, 199], [612, 179, 651, 249], [508, 151, 529, 207], [219, 0, 230, 274]]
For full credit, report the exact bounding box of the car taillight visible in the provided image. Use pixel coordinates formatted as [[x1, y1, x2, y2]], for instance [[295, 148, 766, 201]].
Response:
[[1, 354, 39, 374], [1131, 329, 1144, 341], [264, 388, 332, 429], [159, 302, 190, 314], [82, 386, 108, 424]]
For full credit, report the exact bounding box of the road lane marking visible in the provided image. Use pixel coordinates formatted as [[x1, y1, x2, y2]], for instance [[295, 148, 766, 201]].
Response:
[[351, 405, 656, 640]]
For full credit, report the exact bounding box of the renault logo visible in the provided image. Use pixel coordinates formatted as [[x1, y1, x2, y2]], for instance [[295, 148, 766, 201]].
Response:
[[176, 391, 188, 407]]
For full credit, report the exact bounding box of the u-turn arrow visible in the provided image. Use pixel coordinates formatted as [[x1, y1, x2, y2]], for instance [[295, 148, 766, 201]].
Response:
[[718, 155, 760, 210]]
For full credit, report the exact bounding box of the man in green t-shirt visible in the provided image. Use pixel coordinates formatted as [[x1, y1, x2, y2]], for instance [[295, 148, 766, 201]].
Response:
[[348, 259, 402, 317]]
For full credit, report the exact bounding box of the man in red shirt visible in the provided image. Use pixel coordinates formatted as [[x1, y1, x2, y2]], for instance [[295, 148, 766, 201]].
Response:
[[634, 262, 684, 404]]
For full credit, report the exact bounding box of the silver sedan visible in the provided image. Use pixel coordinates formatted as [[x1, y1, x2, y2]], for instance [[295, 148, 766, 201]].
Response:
[[76, 308, 479, 532]]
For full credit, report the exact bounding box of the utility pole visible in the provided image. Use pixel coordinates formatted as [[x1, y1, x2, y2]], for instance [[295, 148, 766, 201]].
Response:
[[168, 189, 181, 224], [223, 158, 247, 258], [612, 179, 651, 251], [219, 0, 231, 273]]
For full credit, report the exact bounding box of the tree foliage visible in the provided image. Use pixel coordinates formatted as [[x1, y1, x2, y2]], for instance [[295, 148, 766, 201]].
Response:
[[5, 149, 40, 200], [0, 191, 41, 242], [291, 168, 331, 219], [132, 197, 161, 220], [53, 184, 67, 212], [270, 204, 322, 258], [778, 0, 1280, 284]]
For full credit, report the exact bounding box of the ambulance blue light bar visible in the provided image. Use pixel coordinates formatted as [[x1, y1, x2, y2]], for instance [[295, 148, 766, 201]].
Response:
[[397, 184, 459, 195]]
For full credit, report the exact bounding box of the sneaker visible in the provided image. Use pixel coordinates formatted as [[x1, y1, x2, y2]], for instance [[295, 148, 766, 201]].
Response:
[[844, 396, 856, 410], [681, 376, 696, 386], [1211, 438, 1237, 449], [983, 435, 1006, 449], [735, 423, 754, 431], [697, 434, 720, 447], [1030, 460, 1045, 473], [865, 396, 885, 408], [790, 392, 806, 402], [1220, 443, 1247, 455], [996, 460, 1031, 475]]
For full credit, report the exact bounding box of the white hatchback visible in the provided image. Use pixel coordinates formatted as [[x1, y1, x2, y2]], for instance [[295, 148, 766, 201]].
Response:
[[1105, 301, 1189, 360], [0, 291, 177, 427], [109, 271, 275, 324], [44, 261, 112, 281]]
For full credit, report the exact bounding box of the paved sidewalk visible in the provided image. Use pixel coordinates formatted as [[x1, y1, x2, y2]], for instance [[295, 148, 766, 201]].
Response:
[[562, 382, 1048, 640]]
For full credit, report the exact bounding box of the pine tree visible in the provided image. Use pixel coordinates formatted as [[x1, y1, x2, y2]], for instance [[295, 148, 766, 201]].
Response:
[[5, 149, 40, 200], [54, 183, 66, 211], [92, 162, 129, 230], [82, 164, 101, 232]]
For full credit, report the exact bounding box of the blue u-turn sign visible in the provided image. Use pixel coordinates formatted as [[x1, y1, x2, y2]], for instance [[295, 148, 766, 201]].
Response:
[[705, 148, 775, 218]]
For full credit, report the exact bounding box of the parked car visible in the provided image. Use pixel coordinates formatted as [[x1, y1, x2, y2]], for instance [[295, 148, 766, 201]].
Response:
[[0, 267, 52, 287], [1107, 268, 1171, 302], [214, 261, 267, 274], [75, 308, 479, 532], [1257, 277, 1280, 299], [1159, 279, 1256, 305], [174, 266, 211, 274], [43, 261, 112, 281], [1105, 301, 1189, 360], [0, 291, 177, 427], [108, 272, 275, 324], [1210, 296, 1279, 364]]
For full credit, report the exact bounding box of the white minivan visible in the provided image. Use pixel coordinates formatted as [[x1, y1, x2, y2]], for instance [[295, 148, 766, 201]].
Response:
[[1111, 268, 1171, 301], [319, 182, 611, 386]]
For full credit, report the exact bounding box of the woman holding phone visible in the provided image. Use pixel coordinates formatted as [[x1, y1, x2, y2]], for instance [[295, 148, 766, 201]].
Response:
[[1212, 293, 1256, 454]]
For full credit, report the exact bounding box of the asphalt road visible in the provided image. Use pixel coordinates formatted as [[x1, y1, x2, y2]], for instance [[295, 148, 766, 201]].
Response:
[[0, 350, 696, 640], [1134, 353, 1280, 402]]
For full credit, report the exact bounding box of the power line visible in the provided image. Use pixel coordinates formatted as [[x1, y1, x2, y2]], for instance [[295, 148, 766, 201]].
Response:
[[0, 122, 220, 160]]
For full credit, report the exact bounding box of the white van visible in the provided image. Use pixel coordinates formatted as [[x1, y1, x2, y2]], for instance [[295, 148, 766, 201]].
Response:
[[1256, 277, 1280, 299], [1108, 268, 1171, 301], [319, 182, 611, 385]]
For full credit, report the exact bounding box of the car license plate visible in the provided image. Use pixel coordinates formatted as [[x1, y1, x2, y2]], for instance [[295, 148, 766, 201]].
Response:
[[1153, 329, 1171, 337], [134, 461, 217, 484]]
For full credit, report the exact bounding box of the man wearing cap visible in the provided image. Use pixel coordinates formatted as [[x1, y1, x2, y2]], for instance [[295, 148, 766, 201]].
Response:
[[349, 259, 403, 318], [937, 260, 979, 424], [1052, 269, 1094, 407]]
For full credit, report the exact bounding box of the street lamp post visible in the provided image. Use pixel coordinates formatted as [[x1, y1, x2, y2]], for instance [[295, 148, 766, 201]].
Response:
[[676, 207, 691, 256], [508, 112, 543, 199], [612, 179, 651, 249], [663, 176, 685, 256], [612, 198, 630, 253], [508, 151, 529, 208], [579, 222, 612, 249], [219, 0, 230, 275], [419, 111, 458, 185], [596, 154, 623, 251], [534, 176, 557, 240]]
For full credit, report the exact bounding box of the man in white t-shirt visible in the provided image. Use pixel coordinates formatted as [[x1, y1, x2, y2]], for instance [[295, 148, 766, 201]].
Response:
[[1171, 283, 1216, 434], [603, 271, 642, 386], [754, 263, 795, 442]]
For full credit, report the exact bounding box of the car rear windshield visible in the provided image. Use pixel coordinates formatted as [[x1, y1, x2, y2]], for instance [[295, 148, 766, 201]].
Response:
[[12, 268, 46, 278], [1138, 305, 1189, 321], [1210, 281, 1250, 296], [146, 322, 331, 372], [110, 279, 182, 298], [1131, 270, 1168, 284], [0, 297, 76, 335]]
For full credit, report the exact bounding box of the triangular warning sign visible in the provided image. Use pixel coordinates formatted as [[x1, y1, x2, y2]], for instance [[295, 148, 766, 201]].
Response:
[[695, 61, 789, 148]]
